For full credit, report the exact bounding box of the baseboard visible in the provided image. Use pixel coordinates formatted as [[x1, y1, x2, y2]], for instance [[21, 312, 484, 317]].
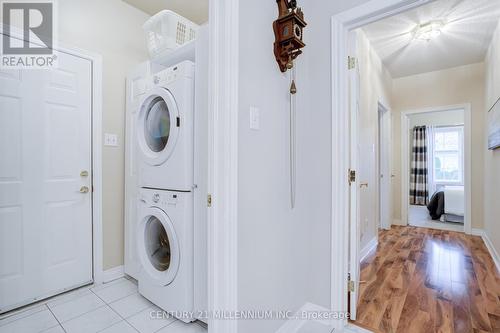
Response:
[[275, 303, 334, 333], [102, 265, 125, 283], [360, 237, 378, 263], [392, 219, 402, 226], [471, 228, 484, 236], [474, 229, 500, 274]]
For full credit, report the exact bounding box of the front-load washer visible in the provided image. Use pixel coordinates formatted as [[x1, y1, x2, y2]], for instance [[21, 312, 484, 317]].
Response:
[[137, 188, 194, 322], [137, 61, 195, 191]]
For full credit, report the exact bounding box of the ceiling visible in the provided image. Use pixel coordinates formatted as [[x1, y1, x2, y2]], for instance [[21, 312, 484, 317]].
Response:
[[122, 0, 208, 24], [362, 0, 500, 78]]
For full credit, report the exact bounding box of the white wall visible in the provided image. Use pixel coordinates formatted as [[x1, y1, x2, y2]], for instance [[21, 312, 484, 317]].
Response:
[[2, 0, 151, 270], [236, 0, 370, 332], [484, 19, 500, 256], [408, 109, 464, 128], [58, 0, 149, 270], [391, 63, 485, 229], [355, 30, 393, 250]]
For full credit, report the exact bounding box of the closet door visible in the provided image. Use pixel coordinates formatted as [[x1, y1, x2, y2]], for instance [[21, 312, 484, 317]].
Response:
[[0, 34, 93, 313]]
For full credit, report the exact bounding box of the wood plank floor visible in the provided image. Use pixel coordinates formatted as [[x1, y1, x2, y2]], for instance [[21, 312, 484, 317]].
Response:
[[354, 226, 500, 333]]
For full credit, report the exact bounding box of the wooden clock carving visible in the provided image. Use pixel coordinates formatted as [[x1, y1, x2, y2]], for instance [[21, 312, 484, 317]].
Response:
[[273, 0, 307, 72]]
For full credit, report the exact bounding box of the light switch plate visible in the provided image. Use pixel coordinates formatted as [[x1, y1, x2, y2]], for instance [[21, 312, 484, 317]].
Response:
[[104, 133, 119, 147], [249, 106, 260, 130]]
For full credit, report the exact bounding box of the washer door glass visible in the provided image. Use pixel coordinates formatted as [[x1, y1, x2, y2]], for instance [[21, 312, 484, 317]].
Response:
[[145, 216, 171, 272], [138, 208, 180, 286], [144, 97, 171, 153]]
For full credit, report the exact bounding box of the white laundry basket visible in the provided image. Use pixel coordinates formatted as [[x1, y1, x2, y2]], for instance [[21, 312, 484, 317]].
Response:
[[143, 10, 199, 59]]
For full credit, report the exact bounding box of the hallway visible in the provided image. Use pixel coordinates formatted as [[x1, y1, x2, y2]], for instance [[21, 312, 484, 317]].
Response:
[[354, 226, 500, 333]]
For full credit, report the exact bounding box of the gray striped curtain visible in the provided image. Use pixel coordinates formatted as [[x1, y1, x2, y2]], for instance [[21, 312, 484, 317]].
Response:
[[410, 126, 428, 205]]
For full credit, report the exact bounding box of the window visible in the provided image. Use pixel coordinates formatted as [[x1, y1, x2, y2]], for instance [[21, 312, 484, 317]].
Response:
[[433, 126, 464, 184]]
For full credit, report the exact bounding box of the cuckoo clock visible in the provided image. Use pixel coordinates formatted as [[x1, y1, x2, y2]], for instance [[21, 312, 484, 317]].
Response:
[[273, 0, 307, 72]]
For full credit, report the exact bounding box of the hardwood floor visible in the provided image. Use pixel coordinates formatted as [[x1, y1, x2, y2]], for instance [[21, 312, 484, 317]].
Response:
[[354, 226, 500, 333]]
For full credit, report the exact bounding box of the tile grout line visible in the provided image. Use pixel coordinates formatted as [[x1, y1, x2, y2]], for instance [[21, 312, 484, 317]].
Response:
[[0, 289, 92, 330], [152, 318, 177, 333], [90, 288, 141, 333], [94, 290, 139, 307], [116, 298, 178, 333], [0, 305, 47, 326], [0, 278, 131, 330], [45, 287, 94, 309], [58, 304, 109, 326], [49, 291, 110, 328], [122, 306, 160, 333], [90, 279, 138, 305], [1, 284, 94, 324], [45, 304, 68, 333], [0, 288, 92, 329], [89, 283, 136, 309]]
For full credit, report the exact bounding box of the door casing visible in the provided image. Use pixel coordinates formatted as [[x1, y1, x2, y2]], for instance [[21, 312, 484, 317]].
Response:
[[377, 101, 392, 231], [400, 104, 472, 234], [329, 0, 435, 331]]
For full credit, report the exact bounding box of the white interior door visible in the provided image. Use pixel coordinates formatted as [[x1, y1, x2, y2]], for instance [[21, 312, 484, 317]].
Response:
[[0, 35, 93, 313], [348, 31, 361, 321], [378, 105, 392, 230]]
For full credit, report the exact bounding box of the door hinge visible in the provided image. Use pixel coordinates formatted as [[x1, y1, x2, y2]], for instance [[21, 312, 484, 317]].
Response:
[[347, 273, 355, 292], [348, 56, 356, 70], [348, 169, 356, 185], [207, 194, 212, 207], [348, 279, 355, 292]]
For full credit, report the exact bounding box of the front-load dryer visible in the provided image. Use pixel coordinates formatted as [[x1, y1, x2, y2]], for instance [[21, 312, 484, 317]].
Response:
[[137, 61, 195, 191], [137, 188, 194, 322]]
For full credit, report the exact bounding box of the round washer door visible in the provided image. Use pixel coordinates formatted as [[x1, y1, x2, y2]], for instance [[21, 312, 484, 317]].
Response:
[[137, 207, 180, 286], [137, 87, 179, 166]]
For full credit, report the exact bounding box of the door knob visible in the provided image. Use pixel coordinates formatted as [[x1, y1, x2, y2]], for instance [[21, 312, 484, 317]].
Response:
[[360, 182, 369, 188], [79, 186, 89, 193], [80, 170, 89, 177]]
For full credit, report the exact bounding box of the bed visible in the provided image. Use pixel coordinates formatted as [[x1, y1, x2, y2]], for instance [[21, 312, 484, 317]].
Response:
[[427, 186, 465, 223], [442, 186, 464, 223]]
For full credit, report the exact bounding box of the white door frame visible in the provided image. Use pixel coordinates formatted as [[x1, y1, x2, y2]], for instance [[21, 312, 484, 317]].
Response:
[[400, 104, 472, 235], [329, 0, 433, 331], [0, 26, 104, 285], [377, 100, 392, 231], [207, 0, 239, 332], [347, 30, 361, 320]]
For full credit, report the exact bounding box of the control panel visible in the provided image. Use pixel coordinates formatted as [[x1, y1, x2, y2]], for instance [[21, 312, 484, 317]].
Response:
[[152, 61, 194, 87]]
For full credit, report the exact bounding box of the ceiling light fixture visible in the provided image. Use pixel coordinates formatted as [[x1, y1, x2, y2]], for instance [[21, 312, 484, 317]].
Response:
[[414, 20, 445, 41]]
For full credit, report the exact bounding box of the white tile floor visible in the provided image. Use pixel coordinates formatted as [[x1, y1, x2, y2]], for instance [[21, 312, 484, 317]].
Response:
[[409, 205, 463, 232], [0, 278, 207, 333]]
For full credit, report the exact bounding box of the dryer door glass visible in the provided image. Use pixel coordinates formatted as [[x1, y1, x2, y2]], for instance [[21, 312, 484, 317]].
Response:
[[145, 97, 171, 153], [145, 216, 171, 271]]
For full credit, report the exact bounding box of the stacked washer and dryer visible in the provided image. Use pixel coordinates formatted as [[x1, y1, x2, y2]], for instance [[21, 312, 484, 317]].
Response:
[[124, 24, 208, 324]]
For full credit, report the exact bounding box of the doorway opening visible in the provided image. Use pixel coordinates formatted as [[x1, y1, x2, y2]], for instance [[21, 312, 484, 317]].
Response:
[[330, 0, 496, 332], [401, 106, 472, 234]]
